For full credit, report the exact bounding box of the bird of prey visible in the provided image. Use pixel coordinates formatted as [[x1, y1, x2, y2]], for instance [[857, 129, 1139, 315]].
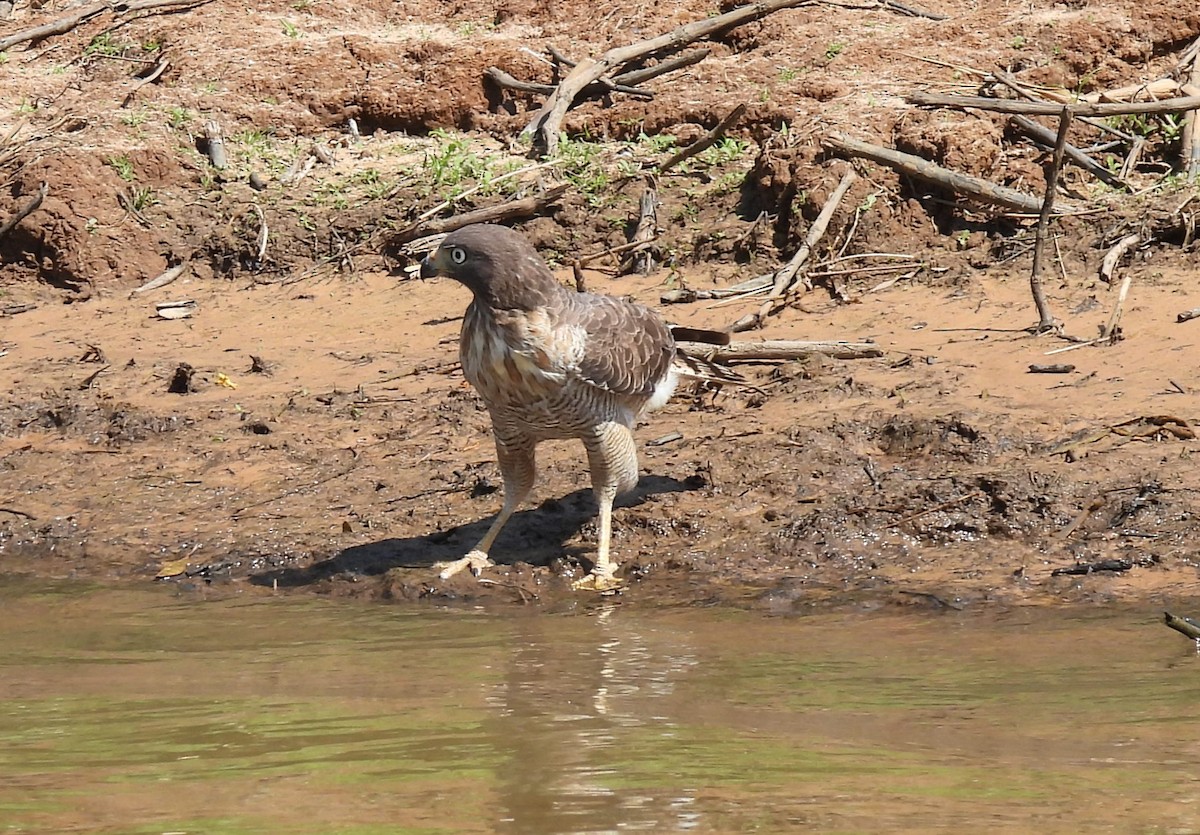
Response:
[[420, 223, 738, 590]]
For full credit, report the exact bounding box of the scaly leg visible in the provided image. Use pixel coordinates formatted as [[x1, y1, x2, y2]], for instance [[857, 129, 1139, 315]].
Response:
[[573, 422, 639, 591], [436, 429, 535, 580]]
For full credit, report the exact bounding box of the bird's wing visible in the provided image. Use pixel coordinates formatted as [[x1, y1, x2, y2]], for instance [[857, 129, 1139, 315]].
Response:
[[565, 293, 675, 398]]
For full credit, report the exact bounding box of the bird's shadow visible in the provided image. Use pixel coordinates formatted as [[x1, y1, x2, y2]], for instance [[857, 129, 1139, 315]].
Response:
[[250, 475, 696, 589]]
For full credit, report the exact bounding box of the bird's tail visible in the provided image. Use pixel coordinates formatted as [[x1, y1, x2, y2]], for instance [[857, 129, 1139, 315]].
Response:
[[672, 349, 749, 387]]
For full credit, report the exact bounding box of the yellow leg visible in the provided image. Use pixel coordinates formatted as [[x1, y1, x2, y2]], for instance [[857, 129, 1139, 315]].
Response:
[[573, 422, 638, 591], [436, 430, 535, 580]]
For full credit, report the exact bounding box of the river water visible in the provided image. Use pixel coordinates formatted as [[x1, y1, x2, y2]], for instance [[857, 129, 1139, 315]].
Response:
[[2, 576, 1198, 833]]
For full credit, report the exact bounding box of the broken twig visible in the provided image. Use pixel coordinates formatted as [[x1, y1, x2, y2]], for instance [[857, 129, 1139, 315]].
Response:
[[524, 0, 814, 156], [676, 338, 883, 361], [0, 181, 48, 240], [656, 103, 747, 173], [825, 133, 1047, 213], [1028, 107, 1072, 332]]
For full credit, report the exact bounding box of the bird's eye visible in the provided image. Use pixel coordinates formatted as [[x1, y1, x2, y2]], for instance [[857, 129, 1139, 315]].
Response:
[[450, 247, 467, 265]]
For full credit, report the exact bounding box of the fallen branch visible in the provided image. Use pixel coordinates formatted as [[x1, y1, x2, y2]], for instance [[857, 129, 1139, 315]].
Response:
[[737, 169, 858, 331], [121, 54, 170, 108], [0, 181, 48, 240], [1177, 307, 1200, 323], [0, 0, 212, 52], [676, 338, 883, 361], [624, 183, 658, 275], [1100, 257, 1136, 343], [656, 103, 747, 173], [129, 261, 188, 297], [485, 67, 653, 100], [524, 0, 815, 156], [1028, 107, 1072, 332], [251, 204, 268, 268], [908, 91, 1200, 118], [0, 1, 107, 52], [1164, 611, 1200, 641], [1100, 233, 1140, 284], [1010, 114, 1126, 189], [613, 49, 711, 87], [1182, 51, 1200, 179], [389, 184, 569, 246], [824, 132, 1047, 213], [1050, 556, 1157, 576]]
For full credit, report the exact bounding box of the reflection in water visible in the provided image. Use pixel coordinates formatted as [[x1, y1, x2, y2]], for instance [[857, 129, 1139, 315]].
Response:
[[491, 604, 699, 833], [3, 579, 1200, 833]]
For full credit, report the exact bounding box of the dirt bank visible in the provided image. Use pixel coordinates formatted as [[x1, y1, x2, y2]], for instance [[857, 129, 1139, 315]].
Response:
[[2, 0, 1198, 610]]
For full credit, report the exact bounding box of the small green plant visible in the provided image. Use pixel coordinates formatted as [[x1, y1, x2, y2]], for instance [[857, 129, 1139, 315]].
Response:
[[17, 99, 37, 114], [425, 128, 487, 188], [555, 137, 610, 202], [954, 229, 971, 249], [1161, 114, 1184, 143], [281, 19, 300, 38], [167, 106, 192, 130], [0, 52, 9, 64], [84, 34, 123, 58], [142, 38, 161, 52], [1010, 35, 1026, 50], [128, 187, 158, 211], [106, 156, 136, 181], [824, 42, 845, 60], [698, 136, 748, 167], [120, 109, 149, 127], [637, 132, 678, 155], [779, 67, 799, 82]]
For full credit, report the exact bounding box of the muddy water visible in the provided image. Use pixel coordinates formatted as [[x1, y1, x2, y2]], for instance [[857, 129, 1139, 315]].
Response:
[[2, 579, 1198, 835]]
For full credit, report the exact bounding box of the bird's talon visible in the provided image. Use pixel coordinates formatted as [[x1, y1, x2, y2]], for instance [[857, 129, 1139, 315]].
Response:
[[435, 551, 493, 580], [571, 571, 625, 593]]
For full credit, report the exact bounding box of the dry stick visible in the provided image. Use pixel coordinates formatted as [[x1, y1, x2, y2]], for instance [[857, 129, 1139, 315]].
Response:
[[1182, 52, 1200, 179], [1100, 233, 1141, 284], [113, 0, 214, 13], [625, 182, 659, 275], [993, 70, 1132, 142], [613, 49, 711, 87], [0, 181, 47, 240], [907, 91, 1200, 118], [577, 236, 657, 266], [523, 0, 814, 156], [1100, 264, 1136, 343], [1010, 114, 1127, 189], [825, 132, 1046, 213], [1177, 308, 1200, 323], [735, 170, 858, 332], [656, 103, 747, 173], [416, 161, 553, 223], [129, 261, 188, 297], [121, 54, 170, 108], [251, 204, 268, 265], [484, 67, 652, 99], [390, 184, 569, 246], [0, 0, 107, 52], [1164, 611, 1200, 641], [1028, 108, 1073, 332], [675, 339, 883, 361], [879, 0, 947, 19]]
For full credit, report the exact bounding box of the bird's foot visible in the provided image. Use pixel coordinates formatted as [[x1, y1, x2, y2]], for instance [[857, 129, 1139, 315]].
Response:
[[434, 550, 494, 580], [571, 568, 624, 593]]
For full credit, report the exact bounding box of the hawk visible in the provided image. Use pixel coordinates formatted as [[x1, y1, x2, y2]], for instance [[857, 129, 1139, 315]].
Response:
[[420, 223, 737, 590]]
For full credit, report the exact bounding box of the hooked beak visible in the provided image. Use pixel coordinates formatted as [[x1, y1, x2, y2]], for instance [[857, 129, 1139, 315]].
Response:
[[419, 249, 443, 280]]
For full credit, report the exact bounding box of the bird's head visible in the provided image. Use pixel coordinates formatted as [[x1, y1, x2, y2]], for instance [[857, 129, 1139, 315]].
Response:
[[419, 224, 559, 310]]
